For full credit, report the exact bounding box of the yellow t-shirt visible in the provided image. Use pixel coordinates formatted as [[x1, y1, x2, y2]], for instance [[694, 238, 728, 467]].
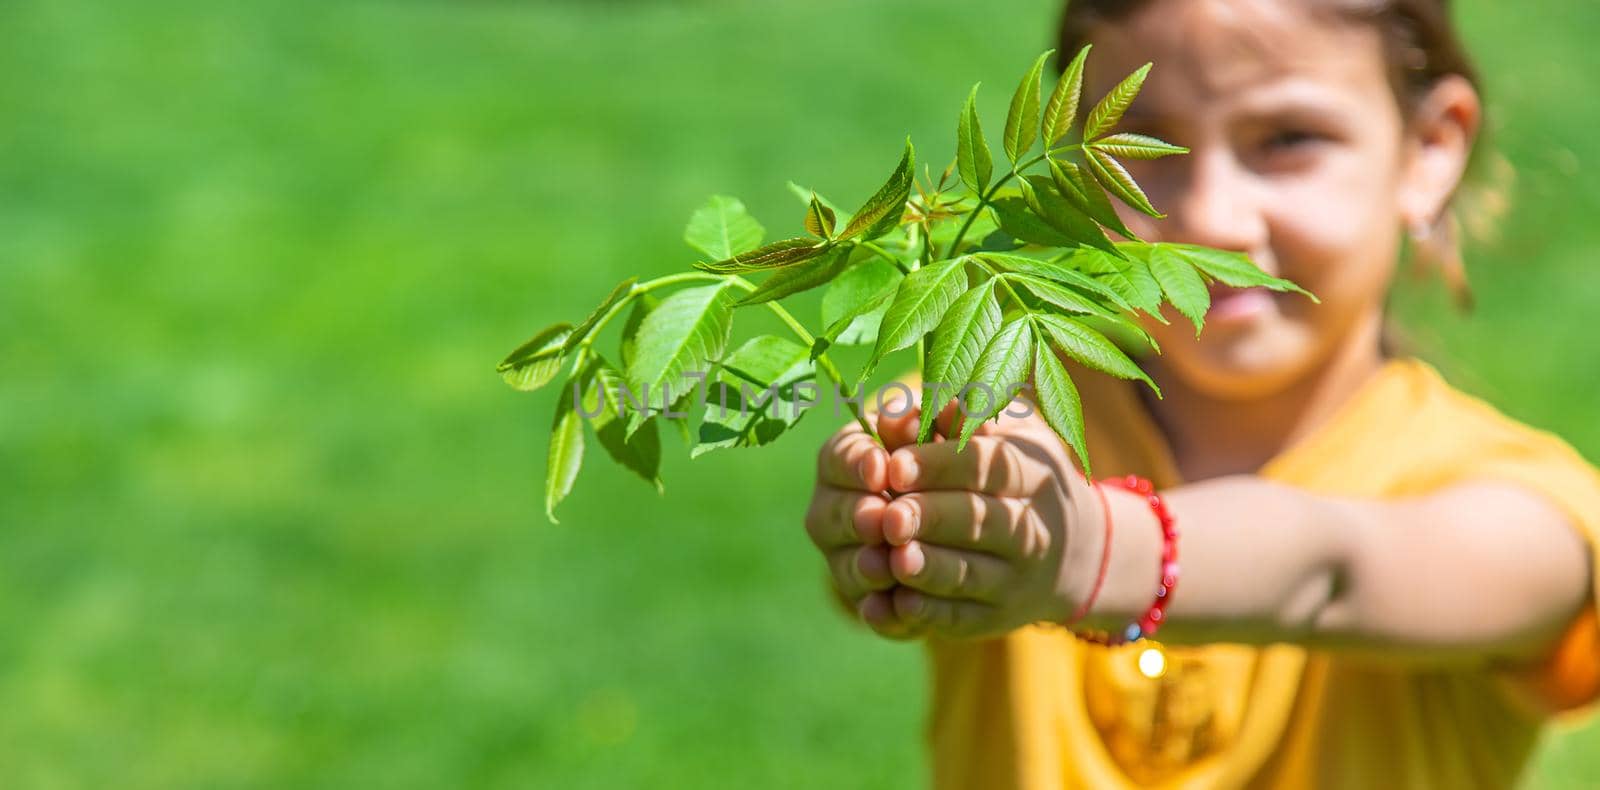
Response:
[[926, 357, 1600, 789]]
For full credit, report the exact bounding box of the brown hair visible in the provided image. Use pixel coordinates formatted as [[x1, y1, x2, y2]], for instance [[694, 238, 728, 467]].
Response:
[[1058, 0, 1481, 110], [1057, 0, 1500, 311]]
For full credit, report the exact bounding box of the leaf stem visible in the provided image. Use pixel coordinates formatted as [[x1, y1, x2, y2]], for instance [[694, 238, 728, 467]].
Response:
[[724, 276, 883, 445], [642, 271, 729, 290], [859, 241, 909, 275], [912, 224, 932, 372], [976, 259, 1035, 316], [570, 271, 728, 360], [941, 144, 1081, 259]]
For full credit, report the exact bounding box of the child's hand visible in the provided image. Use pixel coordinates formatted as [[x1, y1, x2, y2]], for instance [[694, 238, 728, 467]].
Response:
[[877, 401, 1105, 640], [804, 419, 908, 636]]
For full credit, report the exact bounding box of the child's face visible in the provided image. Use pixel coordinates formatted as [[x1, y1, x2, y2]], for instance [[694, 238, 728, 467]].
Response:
[[1086, 0, 1421, 397]]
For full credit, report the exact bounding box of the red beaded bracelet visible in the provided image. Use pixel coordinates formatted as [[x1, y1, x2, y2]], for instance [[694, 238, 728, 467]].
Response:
[[1069, 474, 1179, 647]]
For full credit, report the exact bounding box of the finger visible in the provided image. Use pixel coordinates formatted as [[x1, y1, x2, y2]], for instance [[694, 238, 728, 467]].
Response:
[[892, 587, 995, 639], [894, 394, 963, 444], [857, 544, 893, 588], [817, 425, 889, 491], [883, 489, 1030, 559], [881, 491, 1029, 556], [859, 591, 921, 641], [805, 489, 887, 550], [888, 436, 1048, 496], [934, 394, 1001, 442], [875, 391, 923, 451], [889, 541, 1013, 603], [826, 545, 895, 601]]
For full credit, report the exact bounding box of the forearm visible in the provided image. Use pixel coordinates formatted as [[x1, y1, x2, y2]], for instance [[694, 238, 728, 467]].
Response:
[[1080, 476, 1352, 646], [1076, 475, 1590, 665]]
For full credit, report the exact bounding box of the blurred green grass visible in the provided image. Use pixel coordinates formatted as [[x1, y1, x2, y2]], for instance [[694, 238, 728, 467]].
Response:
[[0, 0, 1596, 787]]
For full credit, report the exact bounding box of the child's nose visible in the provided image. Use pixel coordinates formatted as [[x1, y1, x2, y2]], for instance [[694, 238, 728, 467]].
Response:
[[1167, 146, 1269, 259]]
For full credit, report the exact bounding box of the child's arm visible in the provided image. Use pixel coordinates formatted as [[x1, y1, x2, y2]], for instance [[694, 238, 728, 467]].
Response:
[[1091, 476, 1588, 662], [849, 403, 1591, 666]]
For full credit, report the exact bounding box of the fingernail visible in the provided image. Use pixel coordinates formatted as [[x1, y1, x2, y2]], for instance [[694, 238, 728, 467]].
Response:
[[856, 546, 889, 584], [884, 499, 918, 546], [853, 497, 885, 544], [892, 452, 919, 490], [897, 589, 926, 619], [904, 542, 925, 578]]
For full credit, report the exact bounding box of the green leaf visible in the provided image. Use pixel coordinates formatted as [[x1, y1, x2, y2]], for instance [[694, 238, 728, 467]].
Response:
[[957, 83, 994, 195], [562, 277, 638, 354], [991, 197, 1080, 248], [1032, 340, 1091, 474], [684, 195, 766, 261], [1086, 147, 1163, 218], [695, 382, 812, 458], [1019, 176, 1119, 257], [721, 335, 815, 388], [1003, 51, 1053, 165], [694, 336, 815, 458], [736, 246, 853, 306], [1083, 62, 1151, 140], [788, 182, 852, 227], [820, 258, 903, 350], [1050, 158, 1135, 239], [804, 194, 837, 239], [1007, 273, 1119, 319], [1166, 244, 1316, 300], [978, 252, 1136, 313], [626, 282, 737, 421], [867, 257, 968, 376], [618, 294, 657, 371], [956, 318, 1034, 450], [919, 280, 1001, 443], [1034, 313, 1157, 393], [840, 139, 916, 241], [546, 367, 588, 523], [694, 237, 832, 274], [587, 360, 662, 492], [1090, 133, 1188, 160], [1043, 45, 1091, 147], [498, 322, 573, 392], [1072, 247, 1164, 316], [1148, 244, 1211, 335], [1080, 311, 1162, 354]]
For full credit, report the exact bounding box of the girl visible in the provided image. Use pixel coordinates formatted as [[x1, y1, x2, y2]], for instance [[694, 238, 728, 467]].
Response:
[[804, 0, 1600, 787]]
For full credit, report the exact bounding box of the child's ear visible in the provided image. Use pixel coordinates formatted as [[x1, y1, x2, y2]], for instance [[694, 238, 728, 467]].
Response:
[[1398, 75, 1482, 229]]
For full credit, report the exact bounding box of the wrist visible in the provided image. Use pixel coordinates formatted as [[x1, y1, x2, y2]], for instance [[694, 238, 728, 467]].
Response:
[[1054, 471, 1111, 623], [1073, 482, 1167, 633]]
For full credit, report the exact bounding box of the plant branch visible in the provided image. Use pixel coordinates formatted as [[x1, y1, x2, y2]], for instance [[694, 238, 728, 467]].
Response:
[[575, 270, 881, 444], [725, 276, 883, 445], [941, 144, 1081, 259]]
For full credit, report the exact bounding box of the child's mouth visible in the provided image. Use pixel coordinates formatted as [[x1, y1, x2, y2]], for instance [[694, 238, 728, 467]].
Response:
[[1206, 285, 1275, 323]]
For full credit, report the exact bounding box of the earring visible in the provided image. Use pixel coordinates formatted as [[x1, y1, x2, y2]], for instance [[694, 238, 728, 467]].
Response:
[[1408, 212, 1474, 312]]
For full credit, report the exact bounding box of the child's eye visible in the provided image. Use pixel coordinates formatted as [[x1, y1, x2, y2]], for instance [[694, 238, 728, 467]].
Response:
[[1249, 128, 1333, 173], [1263, 129, 1325, 151]]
